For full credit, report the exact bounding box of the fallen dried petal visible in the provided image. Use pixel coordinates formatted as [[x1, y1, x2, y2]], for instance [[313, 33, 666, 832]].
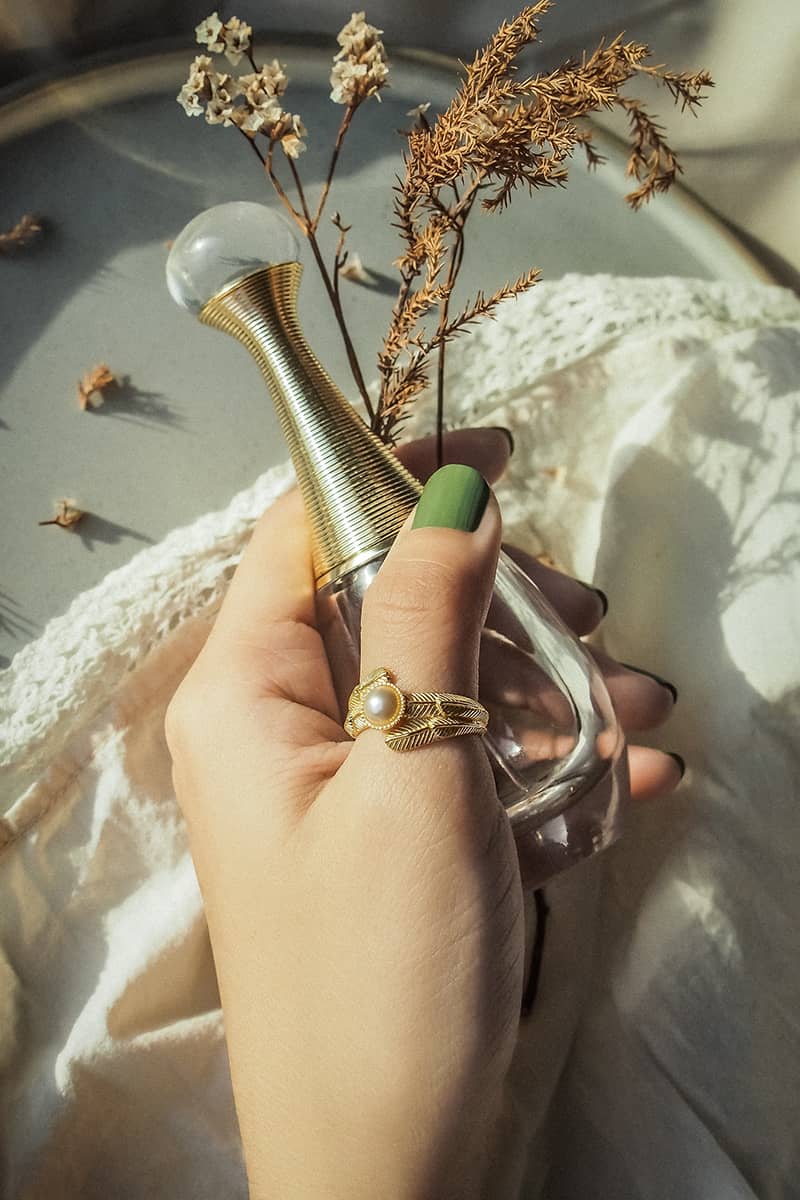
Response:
[[38, 499, 85, 530], [77, 364, 116, 411], [0, 213, 44, 253], [339, 252, 371, 283]]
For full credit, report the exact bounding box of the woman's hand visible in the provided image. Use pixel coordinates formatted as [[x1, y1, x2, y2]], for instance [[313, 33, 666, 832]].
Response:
[[165, 426, 681, 1200]]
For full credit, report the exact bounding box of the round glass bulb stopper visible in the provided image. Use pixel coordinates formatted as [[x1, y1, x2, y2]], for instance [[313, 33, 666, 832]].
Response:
[[166, 201, 302, 313]]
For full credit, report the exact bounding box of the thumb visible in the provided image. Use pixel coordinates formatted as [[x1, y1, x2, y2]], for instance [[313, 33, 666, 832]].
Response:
[[359, 464, 502, 706]]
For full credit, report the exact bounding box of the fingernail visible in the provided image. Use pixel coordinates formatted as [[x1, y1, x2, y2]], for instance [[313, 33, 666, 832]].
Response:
[[488, 426, 515, 456], [412, 464, 490, 532], [667, 751, 686, 779], [620, 662, 678, 703], [577, 580, 608, 617]]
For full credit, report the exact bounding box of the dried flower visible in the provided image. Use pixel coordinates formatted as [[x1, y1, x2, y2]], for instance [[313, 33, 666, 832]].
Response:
[[177, 50, 304, 152], [280, 118, 308, 158], [195, 12, 225, 52], [330, 12, 389, 105], [240, 103, 306, 153], [221, 16, 253, 66], [235, 68, 281, 130], [195, 12, 253, 65], [77, 364, 116, 411], [177, 54, 216, 116], [338, 251, 371, 283], [204, 75, 241, 126], [240, 60, 288, 104], [232, 64, 301, 142], [406, 102, 431, 119], [38, 499, 85, 530], [336, 10, 382, 58], [0, 213, 44, 253], [330, 60, 367, 106]]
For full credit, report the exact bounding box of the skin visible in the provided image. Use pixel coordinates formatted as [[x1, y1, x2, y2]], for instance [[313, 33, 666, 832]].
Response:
[[165, 427, 681, 1200]]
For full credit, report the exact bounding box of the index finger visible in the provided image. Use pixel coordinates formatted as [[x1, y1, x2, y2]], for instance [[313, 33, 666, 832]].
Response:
[[213, 483, 315, 640], [206, 483, 342, 722]]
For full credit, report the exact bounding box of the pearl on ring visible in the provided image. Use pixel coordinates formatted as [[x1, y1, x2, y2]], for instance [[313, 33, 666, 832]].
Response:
[[362, 683, 404, 729]]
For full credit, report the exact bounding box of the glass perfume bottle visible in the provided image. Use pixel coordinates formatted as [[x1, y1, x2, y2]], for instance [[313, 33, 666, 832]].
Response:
[[167, 202, 628, 888]]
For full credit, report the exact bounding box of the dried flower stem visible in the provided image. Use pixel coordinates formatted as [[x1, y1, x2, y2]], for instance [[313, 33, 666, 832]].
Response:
[[238, 125, 267, 167], [280, 153, 375, 421], [252, 100, 372, 418], [312, 105, 356, 231], [265, 141, 303, 228], [331, 212, 351, 300], [433, 217, 466, 466]]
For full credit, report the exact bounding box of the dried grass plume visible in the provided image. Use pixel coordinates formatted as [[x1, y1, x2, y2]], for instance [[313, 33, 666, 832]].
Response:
[[375, 1, 713, 442]]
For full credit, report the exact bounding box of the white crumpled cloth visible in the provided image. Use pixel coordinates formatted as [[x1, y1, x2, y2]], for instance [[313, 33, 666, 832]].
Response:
[[2, 275, 799, 1200]]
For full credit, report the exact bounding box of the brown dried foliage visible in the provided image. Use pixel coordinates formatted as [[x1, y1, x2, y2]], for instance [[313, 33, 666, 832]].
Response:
[[373, 2, 712, 442]]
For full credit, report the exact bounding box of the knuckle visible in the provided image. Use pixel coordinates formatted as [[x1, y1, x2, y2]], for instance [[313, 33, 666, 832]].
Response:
[[261, 617, 322, 665], [163, 683, 194, 759], [163, 670, 216, 761]]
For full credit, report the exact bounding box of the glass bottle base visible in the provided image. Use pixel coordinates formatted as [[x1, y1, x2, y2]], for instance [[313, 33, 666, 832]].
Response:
[[507, 751, 629, 890]]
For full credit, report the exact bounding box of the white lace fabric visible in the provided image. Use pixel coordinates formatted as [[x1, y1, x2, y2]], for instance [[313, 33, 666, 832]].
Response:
[[1, 275, 799, 1199]]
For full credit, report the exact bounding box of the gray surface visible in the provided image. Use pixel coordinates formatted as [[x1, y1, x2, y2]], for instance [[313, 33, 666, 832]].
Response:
[[0, 44, 768, 664]]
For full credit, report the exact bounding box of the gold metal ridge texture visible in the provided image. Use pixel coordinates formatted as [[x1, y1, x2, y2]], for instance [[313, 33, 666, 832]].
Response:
[[199, 262, 422, 585]]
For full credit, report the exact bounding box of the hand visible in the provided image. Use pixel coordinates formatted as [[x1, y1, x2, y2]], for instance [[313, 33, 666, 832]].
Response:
[[165, 426, 681, 1200]]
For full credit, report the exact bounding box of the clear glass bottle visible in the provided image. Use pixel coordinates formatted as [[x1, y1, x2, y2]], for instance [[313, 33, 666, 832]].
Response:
[[167, 202, 627, 889]]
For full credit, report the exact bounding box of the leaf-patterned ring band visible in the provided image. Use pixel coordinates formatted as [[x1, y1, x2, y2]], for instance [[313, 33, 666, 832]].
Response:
[[343, 667, 489, 753]]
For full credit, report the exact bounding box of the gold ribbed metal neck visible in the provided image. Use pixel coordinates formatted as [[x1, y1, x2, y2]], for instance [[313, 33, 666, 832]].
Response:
[[199, 262, 422, 587]]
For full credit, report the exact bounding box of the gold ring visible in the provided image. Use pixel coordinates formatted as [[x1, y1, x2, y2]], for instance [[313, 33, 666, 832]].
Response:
[[344, 667, 489, 753]]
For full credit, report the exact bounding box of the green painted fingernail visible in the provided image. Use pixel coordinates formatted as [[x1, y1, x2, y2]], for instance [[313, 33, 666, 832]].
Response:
[[412, 464, 490, 532]]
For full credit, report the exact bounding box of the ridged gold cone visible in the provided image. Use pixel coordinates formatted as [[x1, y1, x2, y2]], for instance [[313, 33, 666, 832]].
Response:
[[199, 262, 422, 587]]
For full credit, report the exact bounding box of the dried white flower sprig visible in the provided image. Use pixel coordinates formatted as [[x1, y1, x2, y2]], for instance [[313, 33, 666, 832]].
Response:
[[195, 12, 253, 66], [177, 37, 306, 159], [178, 10, 390, 420], [330, 12, 389, 105]]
